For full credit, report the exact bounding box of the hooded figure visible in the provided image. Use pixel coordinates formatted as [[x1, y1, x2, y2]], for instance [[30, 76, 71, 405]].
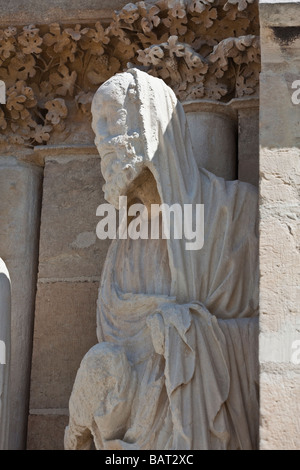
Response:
[[65, 69, 258, 450]]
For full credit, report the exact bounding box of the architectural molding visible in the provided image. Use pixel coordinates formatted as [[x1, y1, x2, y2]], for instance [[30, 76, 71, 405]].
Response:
[[0, 0, 260, 146]]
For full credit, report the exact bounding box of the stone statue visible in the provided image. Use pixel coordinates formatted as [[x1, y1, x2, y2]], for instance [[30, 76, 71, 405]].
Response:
[[0, 258, 11, 450], [65, 69, 259, 450]]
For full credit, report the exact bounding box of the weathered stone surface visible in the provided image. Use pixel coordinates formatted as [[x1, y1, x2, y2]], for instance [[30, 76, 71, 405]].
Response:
[[259, 325, 300, 363], [0, 156, 42, 450], [259, 0, 300, 450], [27, 414, 69, 450], [29, 282, 98, 410], [38, 155, 111, 280], [260, 1, 300, 28], [238, 108, 259, 186], [260, 149, 299, 204], [66, 69, 259, 450], [0, 0, 133, 24], [260, 210, 299, 332], [260, 72, 300, 149], [260, 365, 300, 450], [185, 108, 237, 180]]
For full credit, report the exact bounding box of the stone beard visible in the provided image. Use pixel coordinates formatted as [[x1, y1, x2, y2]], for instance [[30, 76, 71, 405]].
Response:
[[65, 69, 259, 450], [91, 75, 145, 209]]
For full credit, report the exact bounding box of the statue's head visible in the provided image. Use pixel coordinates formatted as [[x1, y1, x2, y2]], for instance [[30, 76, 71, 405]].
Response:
[[92, 69, 192, 213], [91, 71, 146, 208]]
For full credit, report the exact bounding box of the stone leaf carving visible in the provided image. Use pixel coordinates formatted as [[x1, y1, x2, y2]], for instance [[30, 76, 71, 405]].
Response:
[[224, 0, 255, 12], [207, 35, 260, 98], [135, 34, 260, 100], [137, 35, 209, 100], [0, 0, 259, 146]]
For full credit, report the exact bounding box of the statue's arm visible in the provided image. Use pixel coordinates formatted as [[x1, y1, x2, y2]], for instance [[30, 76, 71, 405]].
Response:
[[64, 419, 93, 450]]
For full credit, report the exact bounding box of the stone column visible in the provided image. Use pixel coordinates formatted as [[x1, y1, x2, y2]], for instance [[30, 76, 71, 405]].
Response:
[[0, 258, 11, 450], [230, 98, 259, 187], [259, 0, 300, 450], [183, 101, 237, 180], [0, 157, 43, 449]]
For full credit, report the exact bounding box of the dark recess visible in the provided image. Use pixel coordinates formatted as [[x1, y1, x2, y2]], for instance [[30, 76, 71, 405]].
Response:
[[271, 26, 300, 46]]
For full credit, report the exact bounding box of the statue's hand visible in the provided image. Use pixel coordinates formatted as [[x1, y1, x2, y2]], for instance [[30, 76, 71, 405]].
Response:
[[146, 302, 193, 356]]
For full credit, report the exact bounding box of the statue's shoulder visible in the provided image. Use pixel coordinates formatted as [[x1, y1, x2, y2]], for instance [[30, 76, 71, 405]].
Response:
[[199, 167, 257, 197]]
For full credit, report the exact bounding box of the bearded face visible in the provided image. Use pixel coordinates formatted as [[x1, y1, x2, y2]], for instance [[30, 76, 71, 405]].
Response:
[[92, 74, 145, 208]]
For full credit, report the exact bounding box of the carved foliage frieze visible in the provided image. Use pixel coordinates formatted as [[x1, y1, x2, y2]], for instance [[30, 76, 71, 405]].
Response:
[[0, 0, 259, 145]]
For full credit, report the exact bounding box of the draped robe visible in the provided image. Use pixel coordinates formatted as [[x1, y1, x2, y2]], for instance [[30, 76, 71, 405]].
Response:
[[65, 69, 259, 450]]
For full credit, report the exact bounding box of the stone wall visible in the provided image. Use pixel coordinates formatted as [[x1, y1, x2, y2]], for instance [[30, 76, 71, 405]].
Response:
[[259, 0, 300, 450], [5, 0, 300, 451], [27, 150, 108, 449], [0, 0, 130, 25]]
